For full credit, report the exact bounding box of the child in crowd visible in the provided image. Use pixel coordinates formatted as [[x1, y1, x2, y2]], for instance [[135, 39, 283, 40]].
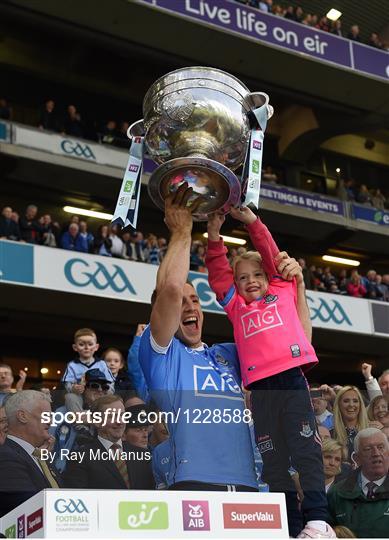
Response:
[[101, 347, 134, 396], [205, 207, 334, 539], [62, 328, 114, 416]]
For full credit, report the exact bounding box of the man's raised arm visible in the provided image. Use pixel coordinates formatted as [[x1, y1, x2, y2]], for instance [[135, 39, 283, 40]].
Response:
[[150, 184, 202, 348]]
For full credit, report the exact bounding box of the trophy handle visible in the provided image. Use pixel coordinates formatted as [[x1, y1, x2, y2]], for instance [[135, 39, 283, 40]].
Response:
[[244, 92, 274, 119], [127, 119, 145, 139]]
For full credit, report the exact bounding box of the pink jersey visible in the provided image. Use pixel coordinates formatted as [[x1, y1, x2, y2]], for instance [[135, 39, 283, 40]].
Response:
[[205, 218, 318, 387]]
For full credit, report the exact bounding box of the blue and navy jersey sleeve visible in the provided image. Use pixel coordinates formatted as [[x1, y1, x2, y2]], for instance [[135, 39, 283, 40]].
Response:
[[214, 343, 242, 382], [127, 335, 150, 402], [139, 325, 179, 393]]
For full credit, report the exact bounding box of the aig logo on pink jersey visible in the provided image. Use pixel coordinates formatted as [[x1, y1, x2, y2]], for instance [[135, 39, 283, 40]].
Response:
[[241, 304, 283, 338]]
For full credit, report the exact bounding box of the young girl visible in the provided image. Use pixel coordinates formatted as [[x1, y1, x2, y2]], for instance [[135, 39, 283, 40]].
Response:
[[102, 348, 133, 397], [205, 206, 334, 539]]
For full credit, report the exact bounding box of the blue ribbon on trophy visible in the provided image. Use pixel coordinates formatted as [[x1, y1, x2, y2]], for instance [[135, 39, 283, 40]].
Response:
[[241, 102, 269, 210], [112, 135, 144, 229]]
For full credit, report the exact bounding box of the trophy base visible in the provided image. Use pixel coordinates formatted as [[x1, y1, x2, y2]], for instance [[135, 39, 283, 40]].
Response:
[[148, 157, 241, 221]]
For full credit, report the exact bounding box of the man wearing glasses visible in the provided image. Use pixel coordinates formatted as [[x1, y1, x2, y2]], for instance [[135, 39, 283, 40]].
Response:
[[50, 368, 112, 473]]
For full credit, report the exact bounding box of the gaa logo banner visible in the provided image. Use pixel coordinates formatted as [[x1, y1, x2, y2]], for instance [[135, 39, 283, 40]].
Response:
[[308, 297, 351, 326], [64, 258, 136, 294], [60, 140, 96, 160]]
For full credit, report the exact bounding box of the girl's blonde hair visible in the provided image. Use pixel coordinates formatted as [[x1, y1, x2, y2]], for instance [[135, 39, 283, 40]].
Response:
[[231, 250, 263, 276], [333, 526, 356, 538], [333, 386, 369, 448], [367, 394, 388, 421]]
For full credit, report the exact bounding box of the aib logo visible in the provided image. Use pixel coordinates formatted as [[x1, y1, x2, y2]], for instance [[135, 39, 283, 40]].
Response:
[[64, 258, 136, 294], [54, 499, 89, 514], [307, 297, 352, 326], [60, 140, 96, 160], [252, 140, 261, 150], [182, 501, 210, 531]]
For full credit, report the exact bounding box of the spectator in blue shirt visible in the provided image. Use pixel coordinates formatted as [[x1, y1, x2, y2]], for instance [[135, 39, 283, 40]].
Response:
[[61, 223, 88, 252]]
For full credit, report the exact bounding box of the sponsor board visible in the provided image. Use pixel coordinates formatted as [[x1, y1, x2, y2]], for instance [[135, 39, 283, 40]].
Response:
[[137, 0, 389, 82], [0, 490, 289, 537], [118, 501, 169, 530], [0, 241, 377, 336], [223, 503, 282, 529], [12, 125, 128, 169], [26, 509, 43, 536], [182, 500, 210, 531]]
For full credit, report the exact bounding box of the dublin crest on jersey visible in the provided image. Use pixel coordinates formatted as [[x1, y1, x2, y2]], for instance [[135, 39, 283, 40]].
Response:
[[263, 294, 278, 304], [299, 422, 313, 438], [215, 353, 229, 367]]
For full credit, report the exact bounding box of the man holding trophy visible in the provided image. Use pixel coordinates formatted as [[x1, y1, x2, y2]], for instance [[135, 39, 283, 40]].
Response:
[[114, 67, 333, 537]]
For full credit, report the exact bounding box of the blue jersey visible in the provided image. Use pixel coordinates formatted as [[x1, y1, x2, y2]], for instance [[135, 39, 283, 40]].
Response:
[[61, 358, 114, 384], [127, 335, 149, 402], [139, 326, 258, 488], [152, 439, 171, 489]]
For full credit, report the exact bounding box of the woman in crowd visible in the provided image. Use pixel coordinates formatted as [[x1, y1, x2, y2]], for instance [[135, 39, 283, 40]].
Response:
[[346, 272, 367, 298], [332, 385, 369, 461], [322, 438, 350, 492], [367, 395, 389, 428], [144, 233, 160, 265]]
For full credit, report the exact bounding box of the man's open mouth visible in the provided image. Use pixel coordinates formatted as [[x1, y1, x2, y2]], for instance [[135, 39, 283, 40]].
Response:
[[182, 316, 198, 330]]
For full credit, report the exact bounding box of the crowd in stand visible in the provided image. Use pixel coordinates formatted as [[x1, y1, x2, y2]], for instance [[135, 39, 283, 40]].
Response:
[[0, 98, 131, 148], [338, 179, 389, 209], [1, 203, 389, 301], [299, 259, 389, 301], [234, 1, 388, 50], [0, 327, 388, 537]]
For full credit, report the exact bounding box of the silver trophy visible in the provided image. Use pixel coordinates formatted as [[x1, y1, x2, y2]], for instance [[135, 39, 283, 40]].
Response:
[[129, 67, 273, 221]]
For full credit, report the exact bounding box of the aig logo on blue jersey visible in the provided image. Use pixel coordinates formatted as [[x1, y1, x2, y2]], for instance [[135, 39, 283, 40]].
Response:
[[193, 365, 242, 400]]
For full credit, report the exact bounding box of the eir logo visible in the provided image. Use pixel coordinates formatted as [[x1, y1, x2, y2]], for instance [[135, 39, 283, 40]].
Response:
[[241, 305, 283, 338]]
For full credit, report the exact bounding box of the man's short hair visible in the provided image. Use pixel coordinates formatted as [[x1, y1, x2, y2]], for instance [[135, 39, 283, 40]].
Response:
[[74, 328, 96, 341], [5, 390, 51, 423], [151, 280, 195, 307], [0, 363, 13, 373], [90, 394, 123, 415], [354, 427, 388, 454]]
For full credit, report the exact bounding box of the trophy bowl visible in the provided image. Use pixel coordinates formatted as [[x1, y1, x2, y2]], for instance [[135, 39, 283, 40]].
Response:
[[129, 67, 272, 221]]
